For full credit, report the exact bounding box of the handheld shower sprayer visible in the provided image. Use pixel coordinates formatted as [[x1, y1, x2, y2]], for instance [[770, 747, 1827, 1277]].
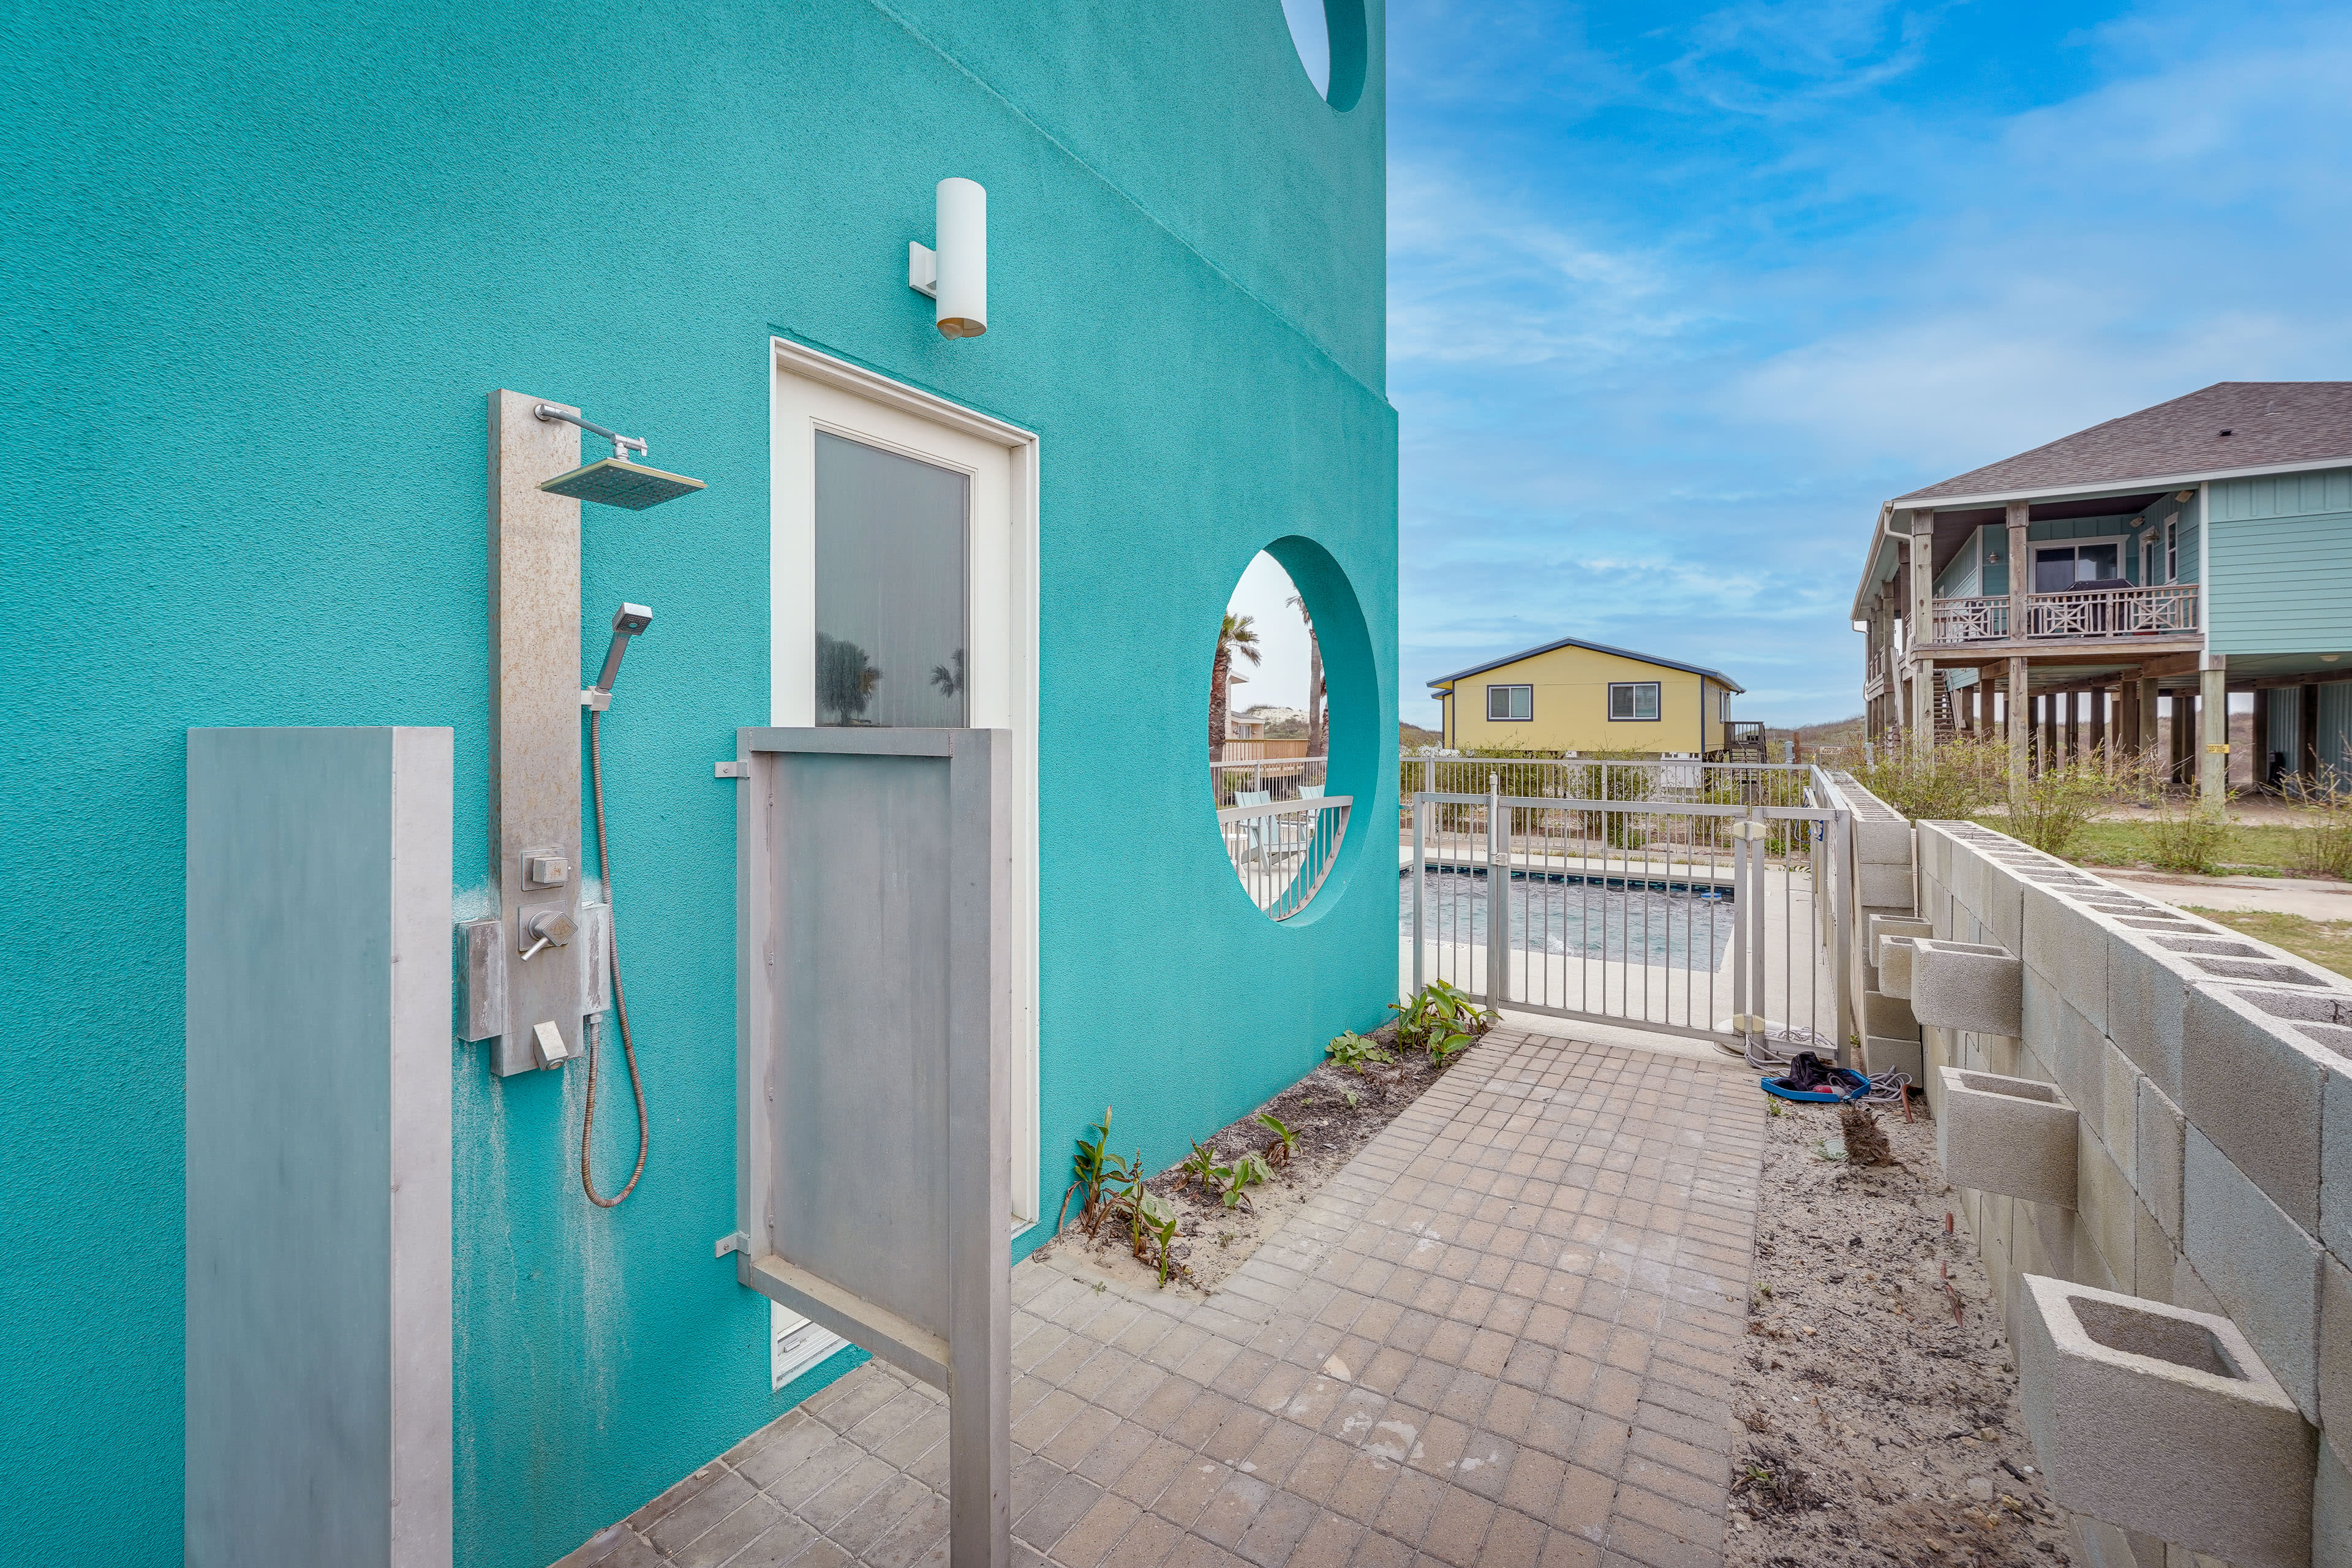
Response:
[[533, 403, 708, 511], [582, 603, 653, 711], [581, 600, 654, 1207]]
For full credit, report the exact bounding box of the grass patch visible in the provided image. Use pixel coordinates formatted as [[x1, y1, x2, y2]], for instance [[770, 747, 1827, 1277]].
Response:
[[1971, 815, 2304, 875], [2180, 906, 2352, 981]]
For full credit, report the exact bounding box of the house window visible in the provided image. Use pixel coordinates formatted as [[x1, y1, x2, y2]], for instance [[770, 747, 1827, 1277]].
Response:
[[1487, 684, 1532, 721], [2164, 517, 2177, 582], [1608, 682, 1660, 721]]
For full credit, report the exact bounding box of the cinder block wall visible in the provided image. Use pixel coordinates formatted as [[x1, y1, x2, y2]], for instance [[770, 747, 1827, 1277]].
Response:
[[1825, 773, 1925, 1076], [1916, 819, 2352, 1566]]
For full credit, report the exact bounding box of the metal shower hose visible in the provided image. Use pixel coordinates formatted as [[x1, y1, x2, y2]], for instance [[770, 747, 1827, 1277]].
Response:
[[582, 707, 649, 1206]]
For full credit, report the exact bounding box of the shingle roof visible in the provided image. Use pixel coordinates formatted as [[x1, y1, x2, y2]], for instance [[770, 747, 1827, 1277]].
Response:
[[1428, 635, 1743, 693], [1896, 382, 2352, 503]]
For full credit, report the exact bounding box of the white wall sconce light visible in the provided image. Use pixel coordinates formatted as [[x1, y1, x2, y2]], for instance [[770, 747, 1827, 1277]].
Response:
[[908, 177, 987, 338]]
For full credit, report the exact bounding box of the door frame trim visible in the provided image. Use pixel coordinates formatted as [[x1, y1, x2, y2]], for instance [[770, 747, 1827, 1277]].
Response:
[[769, 337, 1042, 1233]]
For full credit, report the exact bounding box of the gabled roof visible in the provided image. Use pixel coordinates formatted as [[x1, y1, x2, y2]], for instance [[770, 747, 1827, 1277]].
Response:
[[1428, 635, 1743, 694], [1898, 382, 2352, 503]]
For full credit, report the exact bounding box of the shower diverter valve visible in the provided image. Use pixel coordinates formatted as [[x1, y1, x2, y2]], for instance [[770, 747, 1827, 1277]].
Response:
[[520, 905, 577, 962]]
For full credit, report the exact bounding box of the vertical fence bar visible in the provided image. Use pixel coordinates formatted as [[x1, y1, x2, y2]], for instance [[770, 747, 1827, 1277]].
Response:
[[1747, 806, 1768, 1045], [1411, 796, 1426, 997], [1487, 773, 1506, 1015], [1833, 809, 1854, 1066]]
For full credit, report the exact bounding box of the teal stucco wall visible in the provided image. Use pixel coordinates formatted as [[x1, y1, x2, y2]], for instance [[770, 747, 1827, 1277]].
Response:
[[0, 3, 1395, 1564]]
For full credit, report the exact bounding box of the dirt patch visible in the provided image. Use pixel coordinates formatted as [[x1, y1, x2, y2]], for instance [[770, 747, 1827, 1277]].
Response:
[[1728, 1094, 2075, 1568], [1027, 1024, 1453, 1295]]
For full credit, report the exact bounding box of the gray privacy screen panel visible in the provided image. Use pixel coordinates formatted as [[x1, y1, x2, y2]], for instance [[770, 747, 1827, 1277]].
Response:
[[771, 746, 955, 1336]]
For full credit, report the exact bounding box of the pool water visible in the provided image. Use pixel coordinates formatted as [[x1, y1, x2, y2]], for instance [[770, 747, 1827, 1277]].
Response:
[[1400, 868, 1735, 971]]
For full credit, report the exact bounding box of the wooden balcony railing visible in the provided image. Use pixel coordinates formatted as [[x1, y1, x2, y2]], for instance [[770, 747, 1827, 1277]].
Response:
[[1928, 584, 2198, 645]]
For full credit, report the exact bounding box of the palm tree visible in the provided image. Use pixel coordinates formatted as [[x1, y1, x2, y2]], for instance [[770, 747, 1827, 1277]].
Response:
[[1210, 612, 1261, 762], [1286, 591, 1326, 773]]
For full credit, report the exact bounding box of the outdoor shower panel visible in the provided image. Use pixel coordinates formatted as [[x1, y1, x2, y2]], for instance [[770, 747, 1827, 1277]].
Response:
[[467, 390, 598, 1076]]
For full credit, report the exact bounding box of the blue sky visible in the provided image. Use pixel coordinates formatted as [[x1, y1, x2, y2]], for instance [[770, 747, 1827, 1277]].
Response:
[[1384, 0, 2352, 728]]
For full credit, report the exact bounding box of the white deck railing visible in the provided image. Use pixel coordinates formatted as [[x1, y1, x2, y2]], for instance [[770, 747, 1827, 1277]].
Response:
[[1929, 583, 2198, 644], [1218, 795, 1351, 921], [1210, 753, 1325, 806]]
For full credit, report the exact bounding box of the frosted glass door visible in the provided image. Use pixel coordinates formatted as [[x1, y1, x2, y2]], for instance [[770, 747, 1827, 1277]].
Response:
[[813, 433, 970, 728]]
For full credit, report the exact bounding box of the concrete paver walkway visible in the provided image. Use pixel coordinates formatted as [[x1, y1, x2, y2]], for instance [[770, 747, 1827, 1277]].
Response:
[[566, 1031, 1763, 1568]]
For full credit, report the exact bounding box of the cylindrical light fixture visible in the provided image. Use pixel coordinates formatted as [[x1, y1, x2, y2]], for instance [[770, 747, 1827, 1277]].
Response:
[[933, 177, 987, 338]]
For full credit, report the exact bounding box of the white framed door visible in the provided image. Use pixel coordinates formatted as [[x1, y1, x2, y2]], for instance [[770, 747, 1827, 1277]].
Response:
[[769, 339, 1041, 1232]]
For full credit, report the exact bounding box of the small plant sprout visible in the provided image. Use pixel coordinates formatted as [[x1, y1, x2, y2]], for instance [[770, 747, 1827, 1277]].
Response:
[[1181, 1140, 1230, 1199], [1256, 1111, 1298, 1168], [1389, 979, 1493, 1067], [1224, 1152, 1274, 1208], [1058, 1106, 1115, 1235], [1325, 1030, 1393, 1072], [1134, 1190, 1181, 1286], [1342, 1088, 1362, 1110]]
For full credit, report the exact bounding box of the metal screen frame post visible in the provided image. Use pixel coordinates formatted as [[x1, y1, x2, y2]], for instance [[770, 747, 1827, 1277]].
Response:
[[735, 726, 1011, 1568]]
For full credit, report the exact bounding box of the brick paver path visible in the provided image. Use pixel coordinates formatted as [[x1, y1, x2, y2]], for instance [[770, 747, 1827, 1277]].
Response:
[[566, 1030, 1763, 1568]]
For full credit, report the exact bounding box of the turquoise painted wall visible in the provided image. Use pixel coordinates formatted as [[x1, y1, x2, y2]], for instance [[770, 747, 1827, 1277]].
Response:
[[0, 4, 1395, 1565], [2208, 468, 2352, 656]]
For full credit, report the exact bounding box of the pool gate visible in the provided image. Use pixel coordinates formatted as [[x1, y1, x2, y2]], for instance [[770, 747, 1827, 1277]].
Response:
[[1405, 760, 1853, 1056]]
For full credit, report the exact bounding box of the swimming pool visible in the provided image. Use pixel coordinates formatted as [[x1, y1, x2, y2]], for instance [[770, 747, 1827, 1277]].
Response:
[[1400, 867, 1735, 972]]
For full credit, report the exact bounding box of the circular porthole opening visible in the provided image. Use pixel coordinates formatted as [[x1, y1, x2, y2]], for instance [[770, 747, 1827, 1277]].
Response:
[[1278, 0, 1366, 111], [1212, 548, 1349, 921]]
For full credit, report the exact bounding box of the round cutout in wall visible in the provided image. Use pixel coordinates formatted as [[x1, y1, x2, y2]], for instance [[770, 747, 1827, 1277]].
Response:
[[1210, 543, 1367, 921], [1278, 0, 1367, 111]]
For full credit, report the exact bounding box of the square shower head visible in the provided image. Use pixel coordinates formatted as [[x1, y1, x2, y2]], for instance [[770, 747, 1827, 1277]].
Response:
[[539, 456, 707, 510]]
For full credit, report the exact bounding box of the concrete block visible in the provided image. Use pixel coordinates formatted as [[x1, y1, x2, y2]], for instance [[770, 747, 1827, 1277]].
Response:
[[1864, 987, 1921, 1043], [2325, 1072, 2352, 1263], [2108, 935, 2190, 1102], [1913, 940, 2024, 1036], [1980, 861, 2029, 957], [1938, 1067, 2078, 1208], [2017, 1274, 2314, 1568], [2024, 882, 2114, 1033], [2184, 1127, 2325, 1419], [2155, 933, 2342, 991], [1977, 1031, 2026, 1079], [1869, 912, 1932, 948], [1855, 813, 1912, 868], [1860, 861, 1914, 910], [2315, 1438, 2352, 1568], [1948, 841, 1989, 925], [2182, 982, 2349, 1235], [2032, 969, 2109, 1134], [1921, 825, 1950, 884], [2171, 1254, 2230, 1321], [2078, 1127, 2137, 1289], [1877, 933, 1920, 999], [1864, 1034, 1923, 1082], [2136, 1077, 2186, 1243], [2076, 1233, 2126, 1295], [2133, 1200, 2177, 1303], [2320, 1254, 2352, 1435], [2100, 1041, 2140, 1183]]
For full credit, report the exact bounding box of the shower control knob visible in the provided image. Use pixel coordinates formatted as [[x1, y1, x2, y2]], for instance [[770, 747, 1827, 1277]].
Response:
[[524, 853, 571, 887], [519, 905, 578, 962]]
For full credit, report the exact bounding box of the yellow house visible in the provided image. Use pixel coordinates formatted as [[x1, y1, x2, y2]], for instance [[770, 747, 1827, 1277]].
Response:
[[1428, 636, 1745, 755]]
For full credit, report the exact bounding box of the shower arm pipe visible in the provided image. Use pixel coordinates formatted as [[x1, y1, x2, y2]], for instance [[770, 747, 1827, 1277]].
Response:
[[533, 402, 650, 461]]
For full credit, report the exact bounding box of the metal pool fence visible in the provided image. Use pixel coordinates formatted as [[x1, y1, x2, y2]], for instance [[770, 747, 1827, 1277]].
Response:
[[1404, 771, 1852, 1052]]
